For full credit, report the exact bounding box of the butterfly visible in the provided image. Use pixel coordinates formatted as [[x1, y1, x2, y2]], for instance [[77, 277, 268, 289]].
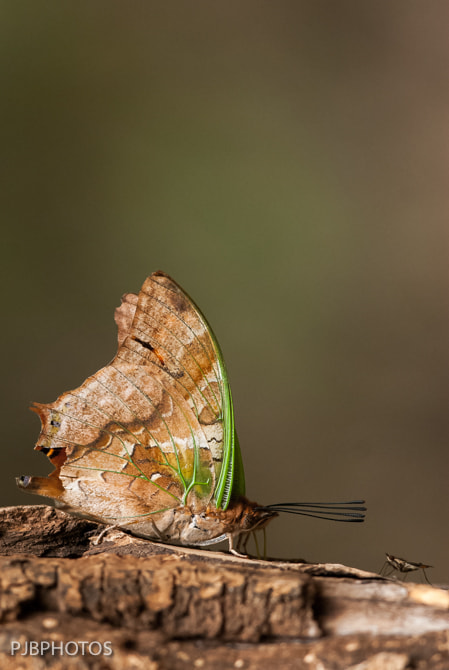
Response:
[[18, 271, 366, 556], [380, 553, 433, 585]]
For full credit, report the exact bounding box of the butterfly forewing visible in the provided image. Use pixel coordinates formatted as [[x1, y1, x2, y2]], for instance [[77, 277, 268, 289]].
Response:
[[119, 274, 229, 497], [26, 272, 231, 532], [132, 275, 222, 415]]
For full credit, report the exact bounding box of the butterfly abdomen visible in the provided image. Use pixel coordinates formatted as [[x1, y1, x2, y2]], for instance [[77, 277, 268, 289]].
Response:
[[208, 497, 278, 533]]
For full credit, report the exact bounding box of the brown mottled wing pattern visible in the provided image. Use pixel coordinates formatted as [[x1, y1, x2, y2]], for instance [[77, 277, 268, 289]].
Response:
[[24, 272, 225, 533]]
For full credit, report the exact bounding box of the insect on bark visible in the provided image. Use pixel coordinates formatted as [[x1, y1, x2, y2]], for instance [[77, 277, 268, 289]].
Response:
[[380, 553, 433, 585], [18, 271, 366, 556]]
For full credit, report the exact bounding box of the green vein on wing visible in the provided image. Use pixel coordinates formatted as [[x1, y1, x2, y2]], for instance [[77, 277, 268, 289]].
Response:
[[42, 424, 168, 471], [110, 366, 188, 494], [41, 428, 180, 501], [119, 361, 212, 505], [64, 465, 181, 501], [112, 364, 211, 504], [148, 276, 236, 511], [64, 390, 176, 477], [200, 307, 234, 510], [90, 378, 176, 476], [44, 407, 151, 480]]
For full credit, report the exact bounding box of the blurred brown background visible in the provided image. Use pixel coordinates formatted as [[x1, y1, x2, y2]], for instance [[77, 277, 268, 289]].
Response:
[[1, 3, 447, 583]]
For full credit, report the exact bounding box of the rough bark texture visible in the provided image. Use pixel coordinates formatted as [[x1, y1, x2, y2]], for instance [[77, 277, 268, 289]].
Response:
[[0, 506, 448, 669]]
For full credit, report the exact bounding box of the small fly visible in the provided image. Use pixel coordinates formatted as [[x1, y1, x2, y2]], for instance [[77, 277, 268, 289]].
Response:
[[380, 552, 433, 585]]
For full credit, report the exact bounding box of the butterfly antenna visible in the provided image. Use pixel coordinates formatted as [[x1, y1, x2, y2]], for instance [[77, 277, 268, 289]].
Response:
[[259, 500, 366, 522]]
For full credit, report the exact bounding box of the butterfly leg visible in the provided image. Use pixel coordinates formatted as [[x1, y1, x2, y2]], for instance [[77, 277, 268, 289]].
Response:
[[92, 516, 166, 545], [146, 517, 166, 541], [241, 531, 257, 557], [422, 569, 433, 586], [92, 524, 122, 545], [227, 533, 249, 558]]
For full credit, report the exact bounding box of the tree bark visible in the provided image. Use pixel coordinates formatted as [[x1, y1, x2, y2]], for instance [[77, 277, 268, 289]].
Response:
[[0, 505, 448, 669]]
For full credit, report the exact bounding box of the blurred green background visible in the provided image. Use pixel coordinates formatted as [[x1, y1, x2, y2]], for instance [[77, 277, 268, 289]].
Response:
[[1, 3, 447, 583]]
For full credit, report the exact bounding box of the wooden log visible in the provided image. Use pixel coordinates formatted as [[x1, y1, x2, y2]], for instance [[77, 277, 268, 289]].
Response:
[[0, 506, 448, 669]]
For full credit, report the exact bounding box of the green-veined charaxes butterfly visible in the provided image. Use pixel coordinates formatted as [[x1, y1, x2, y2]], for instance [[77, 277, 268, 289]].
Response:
[[18, 271, 365, 555]]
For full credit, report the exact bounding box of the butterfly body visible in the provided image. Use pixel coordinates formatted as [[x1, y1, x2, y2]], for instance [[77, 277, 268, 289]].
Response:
[[109, 497, 277, 550], [18, 271, 365, 554]]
